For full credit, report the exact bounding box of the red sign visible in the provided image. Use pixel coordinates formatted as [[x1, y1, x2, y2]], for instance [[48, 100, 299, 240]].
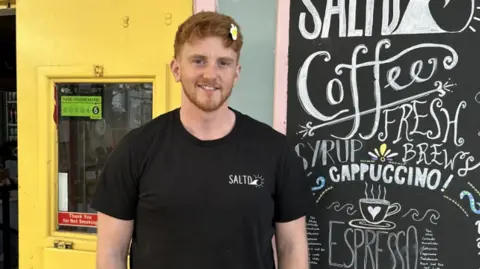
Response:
[[58, 212, 98, 228]]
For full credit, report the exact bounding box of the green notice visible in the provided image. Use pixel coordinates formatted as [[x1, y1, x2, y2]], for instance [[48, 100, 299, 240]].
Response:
[[60, 96, 102, 119]]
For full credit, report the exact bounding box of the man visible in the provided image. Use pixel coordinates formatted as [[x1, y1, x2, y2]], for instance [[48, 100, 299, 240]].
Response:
[[92, 11, 311, 269]]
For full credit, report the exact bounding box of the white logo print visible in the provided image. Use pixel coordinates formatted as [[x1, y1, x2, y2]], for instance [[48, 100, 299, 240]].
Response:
[[229, 174, 264, 188]]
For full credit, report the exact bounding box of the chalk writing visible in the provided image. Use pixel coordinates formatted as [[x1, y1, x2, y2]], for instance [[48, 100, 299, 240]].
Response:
[[298, 0, 477, 39], [307, 216, 323, 265], [288, 0, 480, 268], [295, 139, 364, 168], [329, 221, 418, 269], [297, 40, 458, 140], [476, 220, 480, 255], [420, 229, 443, 269], [329, 163, 445, 191]]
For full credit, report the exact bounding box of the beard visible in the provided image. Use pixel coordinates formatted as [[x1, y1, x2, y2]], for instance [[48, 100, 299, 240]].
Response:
[[181, 81, 232, 112]]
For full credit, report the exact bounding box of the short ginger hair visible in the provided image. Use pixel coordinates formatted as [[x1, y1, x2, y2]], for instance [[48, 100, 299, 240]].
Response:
[[173, 11, 244, 59]]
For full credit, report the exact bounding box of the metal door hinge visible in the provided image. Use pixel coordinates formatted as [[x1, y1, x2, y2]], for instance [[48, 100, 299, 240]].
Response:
[[53, 240, 74, 249], [165, 13, 172, 25]]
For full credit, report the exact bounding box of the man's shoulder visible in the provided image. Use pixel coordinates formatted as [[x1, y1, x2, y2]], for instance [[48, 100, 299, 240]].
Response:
[[236, 109, 289, 147]]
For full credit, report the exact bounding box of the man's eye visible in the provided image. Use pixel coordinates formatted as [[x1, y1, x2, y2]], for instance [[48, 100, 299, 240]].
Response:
[[193, 59, 205, 65]]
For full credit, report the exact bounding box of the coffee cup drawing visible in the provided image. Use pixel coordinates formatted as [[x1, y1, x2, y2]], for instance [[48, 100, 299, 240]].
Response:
[[359, 198, 401, 225], [348, 182, 402, 230], [349, 197, 402, 231]]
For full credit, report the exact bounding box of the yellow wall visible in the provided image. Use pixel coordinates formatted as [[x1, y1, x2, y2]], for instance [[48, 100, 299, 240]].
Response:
[[16, 0, 191, 268]]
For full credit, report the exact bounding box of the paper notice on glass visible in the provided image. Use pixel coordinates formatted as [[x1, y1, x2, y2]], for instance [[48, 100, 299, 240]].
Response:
[[58, 172, 68, 212]]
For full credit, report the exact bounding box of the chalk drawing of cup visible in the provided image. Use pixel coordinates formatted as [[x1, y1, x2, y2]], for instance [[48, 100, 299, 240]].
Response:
[[359, 198, 401, 225]]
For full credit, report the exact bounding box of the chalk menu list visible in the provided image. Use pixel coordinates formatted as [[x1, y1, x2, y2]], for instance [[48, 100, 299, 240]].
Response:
[[286, 1, 480, 268]]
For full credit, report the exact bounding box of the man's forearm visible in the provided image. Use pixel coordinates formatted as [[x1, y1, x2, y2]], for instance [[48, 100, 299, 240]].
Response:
[[97, 252, 128, 269], [276, 244, 309, 269]]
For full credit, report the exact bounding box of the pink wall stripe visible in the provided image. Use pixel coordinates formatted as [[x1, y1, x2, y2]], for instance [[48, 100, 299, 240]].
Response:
[[272, 0, 290, 135], [194, 0, 217, 13], [272, 0, 291, 267]]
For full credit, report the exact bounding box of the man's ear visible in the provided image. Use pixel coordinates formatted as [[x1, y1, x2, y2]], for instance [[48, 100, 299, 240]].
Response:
[[170, 58, 181, 82], [233, 63, 241, 86]]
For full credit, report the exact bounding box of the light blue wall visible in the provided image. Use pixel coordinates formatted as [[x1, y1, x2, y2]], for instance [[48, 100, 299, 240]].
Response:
[[217, 0, 277, 126]]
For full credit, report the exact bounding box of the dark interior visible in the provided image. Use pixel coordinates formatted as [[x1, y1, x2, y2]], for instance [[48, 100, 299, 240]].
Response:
[[0, 10, 17, 269], [0, 14, 16, 91]]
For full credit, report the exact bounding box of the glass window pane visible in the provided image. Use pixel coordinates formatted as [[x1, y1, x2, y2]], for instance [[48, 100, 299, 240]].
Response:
[[55, 82, 153, 233]]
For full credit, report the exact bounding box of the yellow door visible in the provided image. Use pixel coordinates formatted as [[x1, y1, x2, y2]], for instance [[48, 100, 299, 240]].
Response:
[[16, 1, 192, 268]]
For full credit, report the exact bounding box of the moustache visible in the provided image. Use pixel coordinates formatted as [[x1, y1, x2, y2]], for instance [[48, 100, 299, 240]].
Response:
[[197, 79, 221, 88]]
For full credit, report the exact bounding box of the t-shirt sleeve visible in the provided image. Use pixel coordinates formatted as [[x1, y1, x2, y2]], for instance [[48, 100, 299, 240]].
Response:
[[274, 143, 314, 223], [91, 133, 140, 220]]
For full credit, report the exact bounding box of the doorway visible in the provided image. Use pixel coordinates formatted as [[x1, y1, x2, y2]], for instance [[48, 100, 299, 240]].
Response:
[[0, 6, 18, 269], [15, 1, 192, 268]]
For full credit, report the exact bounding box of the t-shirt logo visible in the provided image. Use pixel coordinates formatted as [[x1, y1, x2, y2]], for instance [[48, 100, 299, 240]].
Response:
[[228, 174, 264, 188]]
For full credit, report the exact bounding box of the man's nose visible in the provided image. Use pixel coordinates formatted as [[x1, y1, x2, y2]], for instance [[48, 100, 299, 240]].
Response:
[[203, 63, 217, 80]]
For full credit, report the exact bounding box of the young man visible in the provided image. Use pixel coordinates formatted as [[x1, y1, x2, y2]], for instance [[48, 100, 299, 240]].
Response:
[[92, 11, 312, 269]]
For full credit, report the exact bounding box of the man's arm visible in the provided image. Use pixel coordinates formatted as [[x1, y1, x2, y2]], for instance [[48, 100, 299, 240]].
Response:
[[275, 217, 309, 269], [91, 132, 141, 269], [273, 142, 313, 269], [96, 212, 133, 269]]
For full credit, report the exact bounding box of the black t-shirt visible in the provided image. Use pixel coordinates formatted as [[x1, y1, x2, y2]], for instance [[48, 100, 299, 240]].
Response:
[[91, 108, 312, 269]]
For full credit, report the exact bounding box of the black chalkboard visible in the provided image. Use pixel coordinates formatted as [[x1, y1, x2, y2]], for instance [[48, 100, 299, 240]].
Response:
[[286, 1, 480, 268]]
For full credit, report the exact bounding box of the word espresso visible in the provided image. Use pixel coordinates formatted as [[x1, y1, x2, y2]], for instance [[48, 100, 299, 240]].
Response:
[[328, 221, 419, 269]]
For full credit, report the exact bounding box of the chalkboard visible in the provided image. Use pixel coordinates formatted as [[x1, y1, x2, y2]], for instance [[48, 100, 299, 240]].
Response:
[[286, 1, 480, 268]]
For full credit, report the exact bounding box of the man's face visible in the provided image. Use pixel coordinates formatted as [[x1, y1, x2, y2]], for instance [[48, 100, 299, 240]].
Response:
[[170, 36, 241, 112]]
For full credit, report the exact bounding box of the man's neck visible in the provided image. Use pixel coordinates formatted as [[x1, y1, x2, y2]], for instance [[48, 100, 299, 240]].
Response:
[[179, 102, 236, 141]]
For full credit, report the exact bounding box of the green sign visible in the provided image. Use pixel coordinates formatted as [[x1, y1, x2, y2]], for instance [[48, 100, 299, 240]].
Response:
[[60, 96, 102, 120]]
